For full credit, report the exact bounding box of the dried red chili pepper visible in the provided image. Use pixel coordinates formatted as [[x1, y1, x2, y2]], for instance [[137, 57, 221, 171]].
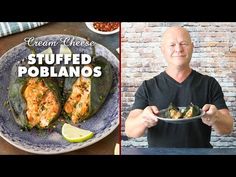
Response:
[[93, 22, 119, 32]]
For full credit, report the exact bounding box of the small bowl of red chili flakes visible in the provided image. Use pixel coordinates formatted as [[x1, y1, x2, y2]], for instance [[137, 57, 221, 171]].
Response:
[[85, 22, 119, 35]]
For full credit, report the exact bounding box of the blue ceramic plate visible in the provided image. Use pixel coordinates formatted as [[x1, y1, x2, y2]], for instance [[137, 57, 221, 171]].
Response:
[[0, 34, 119, 154], [157, 107, 205, 124]]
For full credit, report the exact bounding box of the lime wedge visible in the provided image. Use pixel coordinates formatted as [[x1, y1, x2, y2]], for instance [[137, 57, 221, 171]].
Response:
[[114, 143, 120, 155], [62, 123, 94, 143]]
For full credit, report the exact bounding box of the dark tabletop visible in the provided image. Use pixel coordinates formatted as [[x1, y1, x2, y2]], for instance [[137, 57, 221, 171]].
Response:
[[0, 22, 119, 155], [122, 147, 236, 155]]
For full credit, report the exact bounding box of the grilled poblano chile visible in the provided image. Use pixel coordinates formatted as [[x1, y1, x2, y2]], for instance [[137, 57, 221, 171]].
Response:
[[8, 60, 62, 130], [63, 56, 113, 124], [165, 103, 182, 119], [182, 103, 200, 118]]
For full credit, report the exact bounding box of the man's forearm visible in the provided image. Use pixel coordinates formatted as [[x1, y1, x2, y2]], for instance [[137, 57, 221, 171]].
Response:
[[212, 110, 233, 135], [125, 116, 147, 138]]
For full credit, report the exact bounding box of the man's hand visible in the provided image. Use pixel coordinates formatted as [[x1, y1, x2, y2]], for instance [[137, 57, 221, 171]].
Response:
[[140, 106, 159, 128], [201, 104, 219, 126], [125, 106, 160, 138]]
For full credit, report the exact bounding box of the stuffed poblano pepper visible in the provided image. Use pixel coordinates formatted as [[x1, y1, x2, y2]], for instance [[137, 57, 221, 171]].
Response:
[[182, 103, 201, 118], [8, 77, 62, 129], [165, 103, 182, 119], [63, 56, 113, 124], [8, 55, 62, 130]]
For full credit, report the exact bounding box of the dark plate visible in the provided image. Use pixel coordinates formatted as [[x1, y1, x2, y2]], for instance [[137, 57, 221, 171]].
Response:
[[0, 34, 119, 154], [157, 107, 205, 124]]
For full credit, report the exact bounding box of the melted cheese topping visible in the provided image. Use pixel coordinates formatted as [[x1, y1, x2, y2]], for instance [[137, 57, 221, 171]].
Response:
[[170, 109, 182, 119], [64, 77, 91, 123], [23, 78, 59, 128], [184, 107, 193, 118]]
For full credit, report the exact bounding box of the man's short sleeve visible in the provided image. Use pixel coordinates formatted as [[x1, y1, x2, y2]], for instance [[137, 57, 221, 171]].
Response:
[[131, 81, 149, 110], [210, 77, 228, 110]]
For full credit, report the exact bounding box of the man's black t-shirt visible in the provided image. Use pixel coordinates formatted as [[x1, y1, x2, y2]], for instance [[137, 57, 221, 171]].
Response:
[[132, 70, 228, 148]]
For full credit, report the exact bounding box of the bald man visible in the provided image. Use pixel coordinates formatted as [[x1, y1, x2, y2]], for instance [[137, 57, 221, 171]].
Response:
[[125, 26, 233, 148]]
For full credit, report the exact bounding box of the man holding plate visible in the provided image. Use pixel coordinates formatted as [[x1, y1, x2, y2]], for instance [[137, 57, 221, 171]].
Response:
[[125, 26, 233, 148]]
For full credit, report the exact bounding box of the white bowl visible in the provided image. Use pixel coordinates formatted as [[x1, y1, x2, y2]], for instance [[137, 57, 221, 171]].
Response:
[[85, 22, 119, 35]]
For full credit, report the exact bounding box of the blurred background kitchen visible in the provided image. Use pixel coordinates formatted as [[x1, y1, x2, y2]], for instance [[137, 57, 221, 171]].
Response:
[[121, 22, 236, 148]]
